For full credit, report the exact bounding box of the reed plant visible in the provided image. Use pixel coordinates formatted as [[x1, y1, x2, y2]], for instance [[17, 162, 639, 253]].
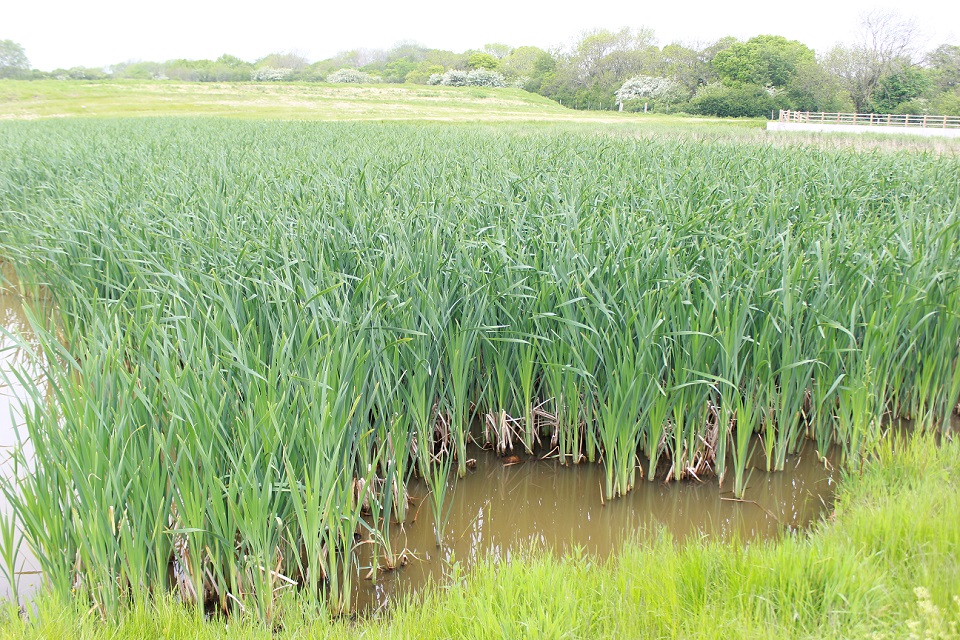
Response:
[[0, 118, 958, 619]]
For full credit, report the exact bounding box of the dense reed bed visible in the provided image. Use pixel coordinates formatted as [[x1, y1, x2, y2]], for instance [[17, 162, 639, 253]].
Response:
[[0, 119, 958, 619]]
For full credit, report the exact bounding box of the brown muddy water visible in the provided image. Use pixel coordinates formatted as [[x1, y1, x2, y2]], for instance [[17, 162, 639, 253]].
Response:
[[0, 291, 837, 612], [353, 441, 835, 613]]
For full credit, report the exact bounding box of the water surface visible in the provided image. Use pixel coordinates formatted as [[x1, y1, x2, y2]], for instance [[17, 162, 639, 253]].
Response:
[[354, 439, 836, 612], [0, 292, 42, 601]]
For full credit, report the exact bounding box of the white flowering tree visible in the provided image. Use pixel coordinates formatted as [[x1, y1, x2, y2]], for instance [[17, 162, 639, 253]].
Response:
[[615, 76, 688, 111], [251, 67, 293, 81], [439, 70, 468, 86], [326, 68, 380, 84], [431, 69, 506, 88], [466, 68, 506, 87]]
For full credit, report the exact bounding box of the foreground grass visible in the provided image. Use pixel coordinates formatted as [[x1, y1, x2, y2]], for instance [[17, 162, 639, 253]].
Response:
[[1, 433, 957, 639]]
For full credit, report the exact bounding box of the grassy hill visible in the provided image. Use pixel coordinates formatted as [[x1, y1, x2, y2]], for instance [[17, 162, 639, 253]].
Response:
[[0, 79, 761, 126]]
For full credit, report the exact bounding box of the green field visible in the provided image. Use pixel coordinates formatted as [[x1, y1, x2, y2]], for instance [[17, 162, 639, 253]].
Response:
[[0, 102, 959, 637], [0, 80, 759, 126], [4, 80, 959, 154]]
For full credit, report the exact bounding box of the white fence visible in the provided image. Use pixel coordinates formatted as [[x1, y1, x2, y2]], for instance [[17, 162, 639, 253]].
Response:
[[768, 110, 960, 138], [778, 109, 960, 129]]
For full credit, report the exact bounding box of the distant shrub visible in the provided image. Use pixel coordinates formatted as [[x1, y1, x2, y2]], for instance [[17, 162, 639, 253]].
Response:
[[930, 89, 960, 116], [427, 73, 443, 86], [466, 68, 506, 87], [326, 68, 380, 84], [891, 98, 930, 115], [53, 67, 109, 81], [440, 70, 468, 86], [689, 82, 776, 118], [111, 61, 163, 80], [251, 67, 292, 81], [405, 64, 444, 85]]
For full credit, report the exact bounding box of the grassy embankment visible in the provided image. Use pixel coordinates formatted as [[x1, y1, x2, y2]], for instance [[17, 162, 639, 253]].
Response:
[[0, 79, 754, 127], [3, 79, 959, 153]]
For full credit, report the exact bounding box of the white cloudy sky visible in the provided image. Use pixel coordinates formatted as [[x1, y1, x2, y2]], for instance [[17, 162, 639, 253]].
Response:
[[6, 0, 959, 71]]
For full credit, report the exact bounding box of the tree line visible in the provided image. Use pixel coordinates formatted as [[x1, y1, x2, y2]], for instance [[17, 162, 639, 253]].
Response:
[[2, 12, 958, 118]]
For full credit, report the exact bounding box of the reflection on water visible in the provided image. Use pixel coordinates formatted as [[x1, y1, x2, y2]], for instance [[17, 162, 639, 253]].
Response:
[[354, 440, 836, 612], [0, 292, 42, 601]]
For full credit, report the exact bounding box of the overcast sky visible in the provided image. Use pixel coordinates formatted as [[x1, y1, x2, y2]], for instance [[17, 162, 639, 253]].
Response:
[[6, 0, 959, 71]]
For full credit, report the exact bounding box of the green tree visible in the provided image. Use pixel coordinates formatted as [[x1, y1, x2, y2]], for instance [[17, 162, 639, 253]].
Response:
[[0, 40, 29, 78], [256, 51, 309, 71], [382, 58, 418, 83], [312, 50, 363, 77], [572, 27, 657, 85], [157, 57, 252, 82], [163, 59, 213, 81], [216, 54, 249, 68], [482, 43, 512, 59], [404, 63, 444, 84], [825, 10, 919, 112], [468, 53, 500, 70], [784, 59, 850, 111], [211, 55, 254, 81], [499, 46, 549, 79], [389, 42, 429, 63], [540, 27, 657, 109], [929, 88, 960, 116], [523, 49, 557, 93], [924, 44, 960, 93], [713, 35, 815, 88], [871, 67, 928, 112], [111, 60, 163, 80], [655, 41, 722, 94], [424, 49, 468, 70]]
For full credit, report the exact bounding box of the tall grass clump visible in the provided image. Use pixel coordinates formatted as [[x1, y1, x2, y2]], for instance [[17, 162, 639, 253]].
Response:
[[0, 118, 958, 619]]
